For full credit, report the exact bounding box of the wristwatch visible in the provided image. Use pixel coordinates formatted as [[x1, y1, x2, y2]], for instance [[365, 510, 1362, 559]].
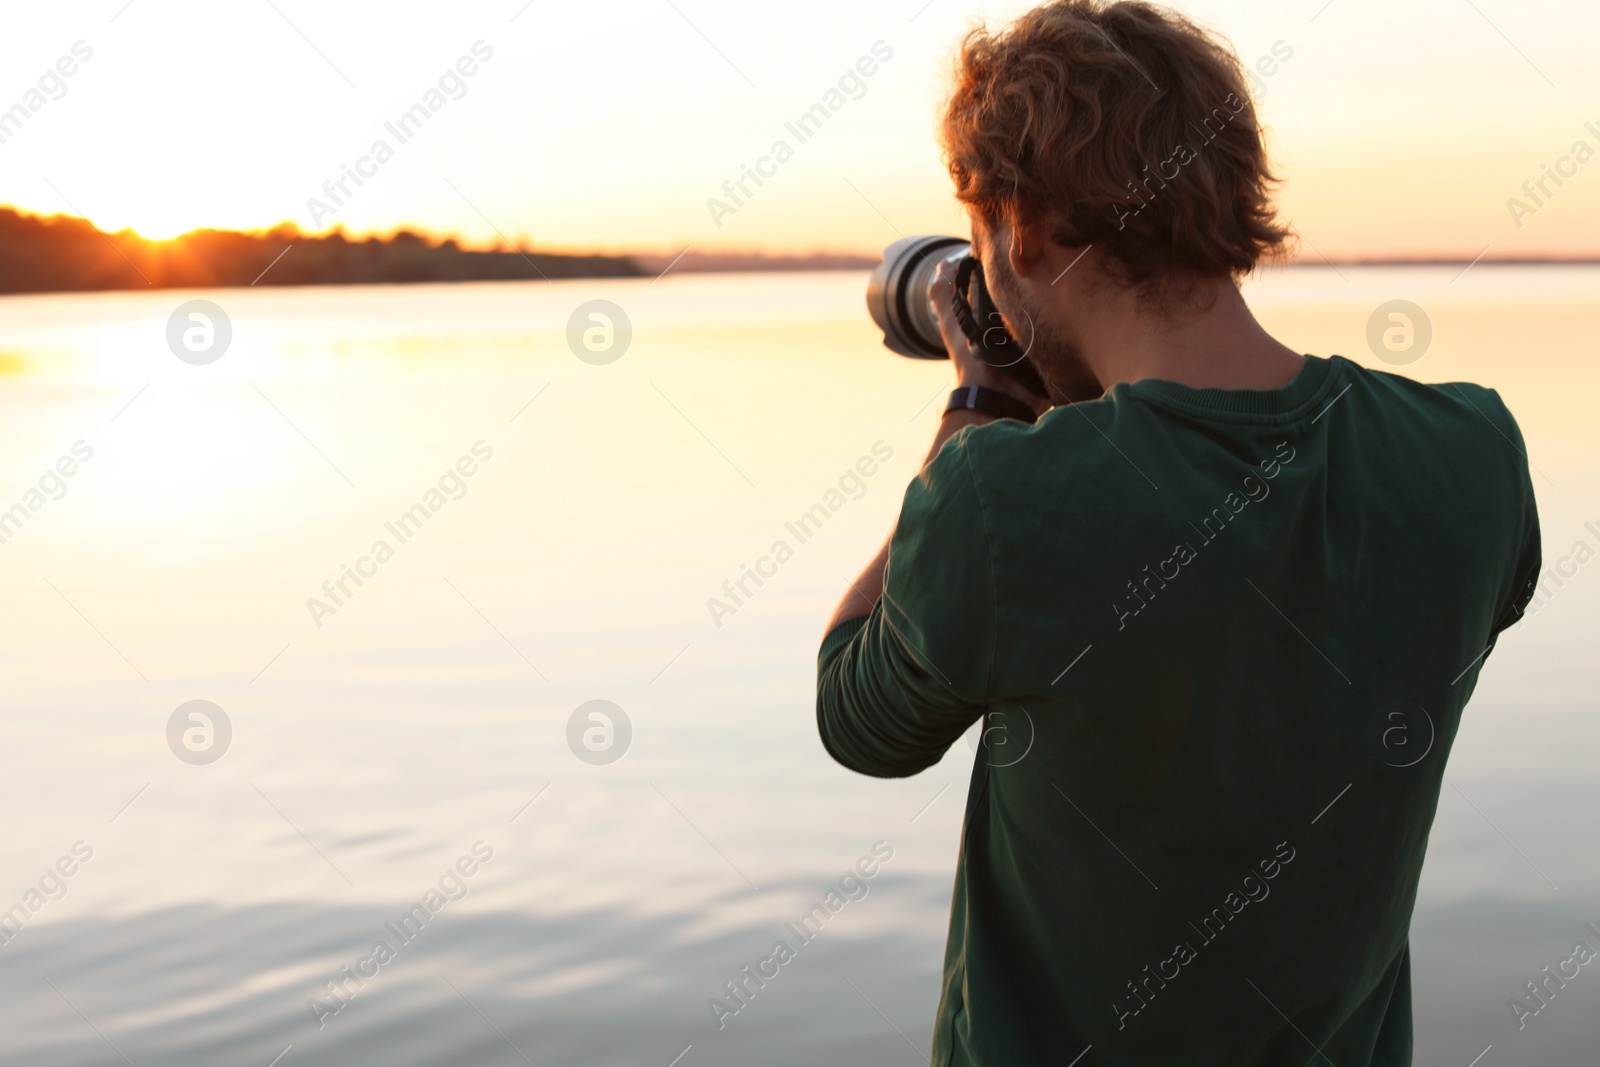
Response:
[[945, 385, 1038, 424]]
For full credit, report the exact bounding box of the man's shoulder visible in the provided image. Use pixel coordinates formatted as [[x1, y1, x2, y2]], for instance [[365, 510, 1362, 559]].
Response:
[[951, 392, 1144, 478], [1334, 362, 1530, 494], [944, 359, 1531, 509], [946, 389, 1193, 516], [1337, 358, 1519, 435]]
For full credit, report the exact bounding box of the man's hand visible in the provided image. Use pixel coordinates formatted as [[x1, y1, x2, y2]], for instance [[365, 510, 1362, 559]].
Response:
[[929, 259, 1052, 420]]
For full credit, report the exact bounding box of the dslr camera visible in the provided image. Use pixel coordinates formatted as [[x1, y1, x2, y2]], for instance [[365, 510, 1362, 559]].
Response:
[[865, 235, 1048, 398]]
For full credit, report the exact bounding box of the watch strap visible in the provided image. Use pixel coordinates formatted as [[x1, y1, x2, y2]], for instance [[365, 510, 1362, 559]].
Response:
[[946, 385, 1038, 424]]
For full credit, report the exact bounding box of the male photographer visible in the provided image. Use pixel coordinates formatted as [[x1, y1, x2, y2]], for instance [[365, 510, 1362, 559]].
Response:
[[816, 2, 1541, 1063]]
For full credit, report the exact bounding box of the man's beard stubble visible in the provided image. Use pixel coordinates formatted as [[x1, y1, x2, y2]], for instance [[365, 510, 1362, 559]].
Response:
[[985, 258, 1103, 405]]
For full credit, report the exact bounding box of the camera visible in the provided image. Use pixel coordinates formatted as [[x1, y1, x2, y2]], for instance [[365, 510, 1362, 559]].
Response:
[[865, 235, 1048, 397]]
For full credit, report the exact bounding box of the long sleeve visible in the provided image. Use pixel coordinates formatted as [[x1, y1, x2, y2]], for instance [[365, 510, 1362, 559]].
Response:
[[816, 435, 996, 777], [1491, 398, 1542, 637]]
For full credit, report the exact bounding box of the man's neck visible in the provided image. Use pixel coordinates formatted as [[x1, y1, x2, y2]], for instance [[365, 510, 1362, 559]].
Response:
[[1079, 278, 1305, 394]]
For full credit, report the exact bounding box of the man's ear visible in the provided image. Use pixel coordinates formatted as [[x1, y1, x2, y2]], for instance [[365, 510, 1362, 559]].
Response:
[[1007, 215, 1052, 280]]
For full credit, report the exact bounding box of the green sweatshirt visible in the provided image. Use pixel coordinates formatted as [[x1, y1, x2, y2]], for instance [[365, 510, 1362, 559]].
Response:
[[817, 355, 1540, 1066]]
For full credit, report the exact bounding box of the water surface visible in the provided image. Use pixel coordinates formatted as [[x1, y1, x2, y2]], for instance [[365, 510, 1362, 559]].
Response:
[[0, 268, 1596, 1065]]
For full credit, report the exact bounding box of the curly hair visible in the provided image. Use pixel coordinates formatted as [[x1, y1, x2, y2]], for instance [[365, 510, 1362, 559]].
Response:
[[940, 0, 1291, 290]]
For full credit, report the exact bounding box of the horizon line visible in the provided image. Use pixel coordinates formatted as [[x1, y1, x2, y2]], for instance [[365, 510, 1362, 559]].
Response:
[[3, 204, 1597, 268]]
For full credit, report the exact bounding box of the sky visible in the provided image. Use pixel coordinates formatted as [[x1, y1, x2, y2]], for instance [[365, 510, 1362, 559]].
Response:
[[0, 0, 1596, 259]]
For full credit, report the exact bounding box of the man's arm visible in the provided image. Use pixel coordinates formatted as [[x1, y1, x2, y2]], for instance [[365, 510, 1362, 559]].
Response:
[[823, 258, 1046, 635], [825, 407, 997, 633], [815, 259, 1052, 778], [815, 437, 998, 777]]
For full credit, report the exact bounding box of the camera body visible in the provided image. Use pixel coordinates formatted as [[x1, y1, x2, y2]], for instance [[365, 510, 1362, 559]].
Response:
[[866, 235, 1048, 397]]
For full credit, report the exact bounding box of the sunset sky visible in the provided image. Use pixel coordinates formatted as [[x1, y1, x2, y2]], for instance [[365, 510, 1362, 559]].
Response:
[[1, 0, 1595, 259]]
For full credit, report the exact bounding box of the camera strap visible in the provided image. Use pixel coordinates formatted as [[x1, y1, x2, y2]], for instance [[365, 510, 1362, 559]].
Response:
[[950, 256, 1016, 360], [951, 256, 1050, 399]]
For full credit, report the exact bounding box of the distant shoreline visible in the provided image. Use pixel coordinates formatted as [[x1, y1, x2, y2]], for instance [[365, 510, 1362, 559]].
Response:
[[0, 208, 642, 295], [1, 207, 1596, 297]]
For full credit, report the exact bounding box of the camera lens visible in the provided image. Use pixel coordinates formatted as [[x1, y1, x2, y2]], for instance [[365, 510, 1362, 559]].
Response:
[[866, 235, 970, 360]]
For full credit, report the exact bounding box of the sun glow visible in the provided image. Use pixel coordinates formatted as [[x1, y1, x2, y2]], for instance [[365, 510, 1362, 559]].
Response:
[[79, 198, 276, 243], [127, 220, 198, 242], [95, 208, 203, 242]]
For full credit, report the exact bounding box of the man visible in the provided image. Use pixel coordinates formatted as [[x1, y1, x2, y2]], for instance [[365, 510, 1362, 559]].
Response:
[[815, 2, 1541, 1064]]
